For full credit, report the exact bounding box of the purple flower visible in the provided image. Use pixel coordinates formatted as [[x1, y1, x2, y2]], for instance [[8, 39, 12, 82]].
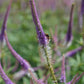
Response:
[[75, 72, 84, 83], [81, 0, 84, 15], [64, 46, 83, 57], [0, 63, 14, 84], [66, 4, 74, 45], [67, 72, 84, 84], [29, 0, 47, 46], [0, 0, 12, 43], [57, 46, 83, 62], [79, 0, 84, 28]]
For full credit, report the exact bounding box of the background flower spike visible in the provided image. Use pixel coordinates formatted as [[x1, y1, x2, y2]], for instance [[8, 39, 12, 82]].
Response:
[[57, 46, 83, 62], [79, 0, 84, 28], [74, 72, 84, 83], [67, 72, 84, 84], [66, 73, 78, 84], [65, 3, 74, 47], [50, 27, 61, 56], [0, 0, 12, 43], [64, 46, 83, 57]]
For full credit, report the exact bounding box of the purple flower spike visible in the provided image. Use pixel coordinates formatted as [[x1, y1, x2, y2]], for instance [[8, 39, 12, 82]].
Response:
[[29, 0, 47, 46], [0, 63, 14, 84], [66, 4, 74, 45], [81, 0, 84, 15], [57, 46, 83, 62], [60, 56, 66, 83], [64, 46, 83, 57], [67, 72, 84, 84], [4, 32, 29, 70], [0, 0, 12, 42], [79, 0, 84, 28], [66, 73, 78, 84], [75, 72, 84, 83]]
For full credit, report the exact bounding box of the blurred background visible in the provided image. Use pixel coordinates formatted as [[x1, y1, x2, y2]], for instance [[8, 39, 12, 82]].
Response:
[[0, 0, 84, 84]]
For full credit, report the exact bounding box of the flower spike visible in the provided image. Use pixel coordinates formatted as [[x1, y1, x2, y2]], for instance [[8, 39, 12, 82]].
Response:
[[67, 72, 84, 84], [29, 0, 47, 46], [75, 72, 84, 83], [66, 3, 74, 46], [81, 0, 84, 15], [0, 0, 12, 42], [57, 46, 83, 62], [79, 0, 84, 28], [64, 46, 83, 57], [66, 73, 78, 84]]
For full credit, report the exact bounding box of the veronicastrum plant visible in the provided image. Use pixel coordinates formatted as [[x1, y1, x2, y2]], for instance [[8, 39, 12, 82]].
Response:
[[0, 0, 84, 84]]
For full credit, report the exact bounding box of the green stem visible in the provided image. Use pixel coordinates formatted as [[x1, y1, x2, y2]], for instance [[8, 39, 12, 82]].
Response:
[[44, 46, 58, 84]]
